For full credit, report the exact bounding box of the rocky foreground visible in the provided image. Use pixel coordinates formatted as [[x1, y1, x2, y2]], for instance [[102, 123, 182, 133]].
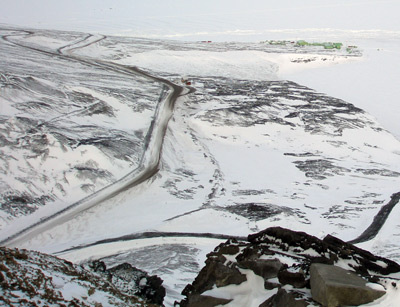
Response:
[[0, 246, 164, 306], [2, 227, 400, 306], [179, 227, 400, 307]]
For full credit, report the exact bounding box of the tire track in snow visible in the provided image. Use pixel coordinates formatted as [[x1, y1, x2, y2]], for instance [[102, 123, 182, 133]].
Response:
[[348, 192, 400, 244], [0, 29, 189, 247], [2, 28, 397, 249], [56, 231, 247, 254], [56, 192, 400, 258], [57, 33, 105, 54]]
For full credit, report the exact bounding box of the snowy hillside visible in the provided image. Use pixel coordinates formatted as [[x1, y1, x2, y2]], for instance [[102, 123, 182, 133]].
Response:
[[0, 245, 164, 306], [0, 25, 400, 305], [0, 28, 165, 230], [1, 1, 400, 305]]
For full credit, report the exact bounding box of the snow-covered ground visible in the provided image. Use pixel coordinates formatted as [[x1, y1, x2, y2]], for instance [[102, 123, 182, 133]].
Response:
[[4, 1, 399, 137], [1, 1, 400, 305], [0, 28, 165, 231]]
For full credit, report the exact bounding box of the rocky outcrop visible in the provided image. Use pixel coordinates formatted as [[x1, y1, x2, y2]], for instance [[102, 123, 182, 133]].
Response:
[[310, 263, 385, 306], [179, 245, 247, 307], [179, 227, 400, 307], [89, 260, 165, 305], [0, 246, 162, 306]]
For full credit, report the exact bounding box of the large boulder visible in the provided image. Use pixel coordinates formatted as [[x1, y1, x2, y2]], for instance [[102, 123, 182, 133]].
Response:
[[310, 263, 386, 306]]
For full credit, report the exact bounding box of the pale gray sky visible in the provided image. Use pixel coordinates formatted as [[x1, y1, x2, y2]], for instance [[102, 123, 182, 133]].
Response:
[[1, 0, 399, 39]]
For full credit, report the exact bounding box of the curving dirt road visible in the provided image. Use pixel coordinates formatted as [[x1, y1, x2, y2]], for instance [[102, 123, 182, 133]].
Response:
[[0, 30, 190, 247], [57, 231, 247, 254], [348, 192, 400, 244], [54, 191, 400, 255], [1, 28, 398, 250]]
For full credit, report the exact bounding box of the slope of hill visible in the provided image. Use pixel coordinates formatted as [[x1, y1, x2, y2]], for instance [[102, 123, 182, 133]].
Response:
[[0, 246, 163, 306], [1, 24, 400, 305]]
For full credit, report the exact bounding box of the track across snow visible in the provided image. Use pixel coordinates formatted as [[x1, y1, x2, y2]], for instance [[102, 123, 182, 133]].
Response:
[[57, 231, 247, 254], [348, 192, 400, 244], [0, 30, 188, 247]]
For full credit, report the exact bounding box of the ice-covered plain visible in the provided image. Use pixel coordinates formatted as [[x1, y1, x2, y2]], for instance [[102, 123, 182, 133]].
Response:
[[1, 1, 400, 305]]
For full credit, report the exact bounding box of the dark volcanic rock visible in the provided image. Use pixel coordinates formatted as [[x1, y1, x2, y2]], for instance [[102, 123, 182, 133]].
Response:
[[180, 227, 400, 306], [180, 239, 247, 307], [260, 289, 309, 307], [90, 260, 165, 305], [310, 263, 385, 306], [248, 226, 333, 258], [249, 227, 400, 276], [181, 254, 247, 293], [278, 269, 307, 288], [0, 247, 157, 306], [238, 257, 283, 280], [225, 203, 290, 221], [323, 234, 400, 276], [293, 159, 351, 180]]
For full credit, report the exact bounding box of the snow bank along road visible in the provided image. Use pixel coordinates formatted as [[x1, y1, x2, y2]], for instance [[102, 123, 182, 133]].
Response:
[[0, 29, 189, 247]]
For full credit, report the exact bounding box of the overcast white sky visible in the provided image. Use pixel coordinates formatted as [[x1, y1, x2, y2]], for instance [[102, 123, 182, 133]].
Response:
[[1, 0, 400, 40]]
